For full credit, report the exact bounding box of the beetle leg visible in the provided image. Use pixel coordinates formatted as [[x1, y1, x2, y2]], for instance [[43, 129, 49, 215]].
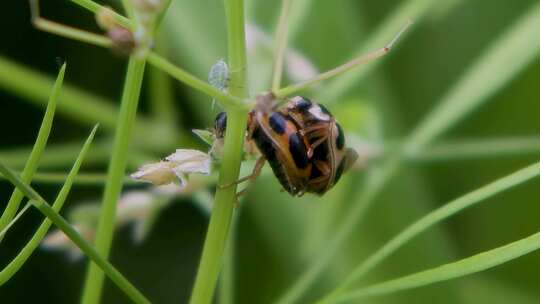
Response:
[[314, 160, 332, 176], [219, 156, 266, 189]]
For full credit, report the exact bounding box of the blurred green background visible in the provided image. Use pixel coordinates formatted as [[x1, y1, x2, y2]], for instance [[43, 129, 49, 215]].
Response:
[[2, 0, 540, 303]]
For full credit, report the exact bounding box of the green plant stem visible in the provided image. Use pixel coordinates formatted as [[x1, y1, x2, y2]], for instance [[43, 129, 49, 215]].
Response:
[[318, 159, 540, 303], [81, 57, 146, 304], [146, 52, 248, 110], [218, 213, 239, 304], [0, 64, 63, 240], [321, 0, 437, 102], [336, 230, 540, 302], [189, 1, 249, 303], [0, 125, 97, 284], [274, 19, 412, 99], [69, 0, 133, 29], [33, 18, 112, 48], [0, 163, 150, 303], [271, 0, 291, 92]]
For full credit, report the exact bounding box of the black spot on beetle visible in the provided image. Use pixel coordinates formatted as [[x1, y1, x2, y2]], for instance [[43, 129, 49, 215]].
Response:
[[295, 97, 312, 112], [214, 112, 227, 138], [336, 123, 345, 150], [288, 133, 309, 169], [269, 112, 287, 134], [334, 159, 346, 185], [252, 127, 276, 162]]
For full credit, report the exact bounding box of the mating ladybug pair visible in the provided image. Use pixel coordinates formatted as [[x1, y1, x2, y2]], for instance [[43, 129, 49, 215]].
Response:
[[215, 93, 358, 196]]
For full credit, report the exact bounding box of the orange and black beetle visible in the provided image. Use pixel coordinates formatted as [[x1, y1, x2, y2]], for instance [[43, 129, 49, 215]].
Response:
[[285, 96, 358, 194], [215, 93, 357, 196]]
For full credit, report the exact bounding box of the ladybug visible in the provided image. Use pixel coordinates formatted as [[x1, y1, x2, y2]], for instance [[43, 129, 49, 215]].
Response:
[[215, 93, 357, 196], [284, 96, 358, 194]]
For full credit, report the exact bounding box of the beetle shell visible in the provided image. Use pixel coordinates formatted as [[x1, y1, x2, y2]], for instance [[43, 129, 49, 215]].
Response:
[[211, 94, 358, 196], [285, 96, 358, 195], [249, 109, 312, 196]]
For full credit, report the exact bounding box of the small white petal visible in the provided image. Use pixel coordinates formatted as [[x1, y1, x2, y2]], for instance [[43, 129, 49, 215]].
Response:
[[130, 161, 177, 186], [166, 149, 211, 175]]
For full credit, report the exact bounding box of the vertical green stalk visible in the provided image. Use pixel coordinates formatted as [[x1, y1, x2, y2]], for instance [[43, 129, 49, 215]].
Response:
[[81, 57, 146, 304], [189, 0, 249, 303]]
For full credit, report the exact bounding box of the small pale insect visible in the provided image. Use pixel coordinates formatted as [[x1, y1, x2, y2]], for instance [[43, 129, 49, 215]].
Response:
[[208, 59, 229, 108]]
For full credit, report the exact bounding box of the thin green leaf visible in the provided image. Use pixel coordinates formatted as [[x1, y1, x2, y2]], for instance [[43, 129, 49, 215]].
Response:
[[0, 57, 163, 148], [0, 203, 31, 239], [271, 0, 291, 92], [319, 159, 540, 303], [0, 63, 63, 238], [321, 0, 439, 102], [276, 3, 540, 303], [409, 137, 540, 162], [0, 171, 136, 185], [336, 230, 540, 302], [0, 162, 150, 304], [0, 125, 97, 284], [406, 1, 540, 152]]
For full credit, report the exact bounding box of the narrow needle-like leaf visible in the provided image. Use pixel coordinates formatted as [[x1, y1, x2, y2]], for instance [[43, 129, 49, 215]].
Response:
[[0, 162, 150, 304], [336, 230, 540, 302], [405, 2, 540, 153], [275, 3, 540, 303], [318, 160, 540, 303], [271, 0, 292, 92], [0, 63, 64, 239], [274, 21, 411, 99], [0, 125, 97, 284]]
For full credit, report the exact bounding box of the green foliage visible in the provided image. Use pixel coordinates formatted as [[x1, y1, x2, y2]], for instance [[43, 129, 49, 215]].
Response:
[[2, 0, 540, 303]]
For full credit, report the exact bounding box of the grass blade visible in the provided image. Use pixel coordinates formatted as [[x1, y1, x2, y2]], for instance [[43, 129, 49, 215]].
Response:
[[0, 63, 63, 238], [321, 0, 439, 102], [406, 1, 540, 152], [276, 3, 540, 302], [271, 0, 291, 92], [0, 162, 150, 304], [336, 230, 540, 302], [318, 159, 540, 303], [409, 136, 540, 162], [0, 57, 162, 147], [0, 125, 97, 284], [0, 203, 32, 239]]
